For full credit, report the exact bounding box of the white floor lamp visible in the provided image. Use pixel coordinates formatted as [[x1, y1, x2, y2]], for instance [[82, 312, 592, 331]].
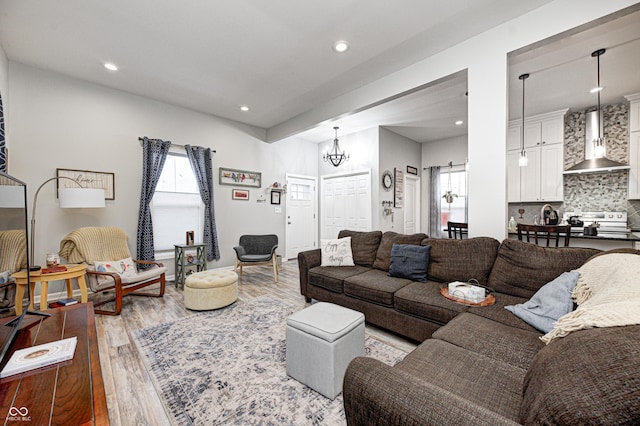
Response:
[[30, 177, 105, 269]]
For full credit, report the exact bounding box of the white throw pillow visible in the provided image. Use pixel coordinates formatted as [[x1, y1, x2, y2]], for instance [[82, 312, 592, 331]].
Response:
[[94, 257, 137, 285], [320, 237, 355, 267]]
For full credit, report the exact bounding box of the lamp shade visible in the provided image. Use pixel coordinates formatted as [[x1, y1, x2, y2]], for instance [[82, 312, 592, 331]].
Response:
[[59, 188, 105, 208], [0, 185, 25, 208]]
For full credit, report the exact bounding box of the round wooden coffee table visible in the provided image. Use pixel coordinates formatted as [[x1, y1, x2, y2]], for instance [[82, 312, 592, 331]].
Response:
[[11, 264, 88, 314]]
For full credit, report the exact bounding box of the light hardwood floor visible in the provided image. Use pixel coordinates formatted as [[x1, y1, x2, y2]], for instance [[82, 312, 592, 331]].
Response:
[[90, 261, 416, 425]]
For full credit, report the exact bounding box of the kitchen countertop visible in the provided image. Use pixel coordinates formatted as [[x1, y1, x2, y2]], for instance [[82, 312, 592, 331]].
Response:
[[508, 230, 640, 242]]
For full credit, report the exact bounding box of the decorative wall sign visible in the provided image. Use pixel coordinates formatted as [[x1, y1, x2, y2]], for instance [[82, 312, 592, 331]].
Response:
[[406, 166, 418, 175], [56, 168, 115, 200], [394, 168, 404, 208], [232, 189, 249, 200], [219, 167, 261, 188], [0, 91, 6, 173]]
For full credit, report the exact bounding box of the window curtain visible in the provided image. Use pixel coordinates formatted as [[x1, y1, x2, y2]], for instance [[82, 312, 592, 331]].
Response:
[[185, 145, 220, 261], [428, 166, 442, 238], [137, 137, 171, 262]]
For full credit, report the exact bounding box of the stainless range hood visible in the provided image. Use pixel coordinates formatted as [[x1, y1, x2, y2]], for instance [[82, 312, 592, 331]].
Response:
[[563, 109, 630, 175]]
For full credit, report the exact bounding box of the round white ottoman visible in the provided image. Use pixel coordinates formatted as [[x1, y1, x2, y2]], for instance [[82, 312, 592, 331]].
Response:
[[184, 270, 238, 310]]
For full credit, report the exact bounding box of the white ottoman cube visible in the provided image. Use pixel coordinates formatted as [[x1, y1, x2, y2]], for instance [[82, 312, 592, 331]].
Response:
[[286, 302, 365, 400], [184, 270, 238, 310]]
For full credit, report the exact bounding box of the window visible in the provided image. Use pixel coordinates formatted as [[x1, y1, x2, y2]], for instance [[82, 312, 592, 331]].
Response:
[[440, 167, 467, 230], [151, 153, 203, 252], [289, 183, 312, 201]]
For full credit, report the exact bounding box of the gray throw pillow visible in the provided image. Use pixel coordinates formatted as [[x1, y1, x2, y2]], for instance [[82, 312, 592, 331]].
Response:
[[388, 244, 431, 282], [505, 271, 579, 333]]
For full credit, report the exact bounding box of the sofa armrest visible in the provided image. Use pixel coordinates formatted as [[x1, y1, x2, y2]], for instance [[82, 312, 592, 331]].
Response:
[[297, 249, 321, 298], [343, 357, 520, 426]]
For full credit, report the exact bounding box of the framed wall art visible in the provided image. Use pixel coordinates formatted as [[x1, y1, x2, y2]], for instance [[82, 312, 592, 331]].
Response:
[[406, 165, 418, 175], [270, 190, 281, 205], [56, 168, 115, 200], [219, 167, 261, 188], [232, 189, 249, 200]]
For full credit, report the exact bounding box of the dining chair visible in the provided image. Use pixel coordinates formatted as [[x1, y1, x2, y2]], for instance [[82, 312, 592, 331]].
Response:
[[447, 221, 468, 239], [516, 223, 571, 247]]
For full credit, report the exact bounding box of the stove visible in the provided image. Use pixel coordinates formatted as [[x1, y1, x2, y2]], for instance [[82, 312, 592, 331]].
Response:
[[562, 211, 629, 234]]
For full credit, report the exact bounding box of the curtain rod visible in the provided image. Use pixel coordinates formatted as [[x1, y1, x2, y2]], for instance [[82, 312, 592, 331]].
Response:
[[138, 137, 216, 153], [423, 161, 466, 170]]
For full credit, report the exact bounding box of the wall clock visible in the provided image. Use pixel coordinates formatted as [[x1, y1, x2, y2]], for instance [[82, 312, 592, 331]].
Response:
[[382, 170, 393, 191]]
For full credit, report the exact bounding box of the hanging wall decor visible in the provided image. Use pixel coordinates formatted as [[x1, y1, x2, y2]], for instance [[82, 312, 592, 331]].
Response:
[[394, 168, 404, 208], [219, 167, 262, 188], [0, 91, 6, 173]]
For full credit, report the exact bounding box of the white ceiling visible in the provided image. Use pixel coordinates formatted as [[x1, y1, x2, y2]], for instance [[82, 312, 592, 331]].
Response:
[[0, 1, 639, 145]]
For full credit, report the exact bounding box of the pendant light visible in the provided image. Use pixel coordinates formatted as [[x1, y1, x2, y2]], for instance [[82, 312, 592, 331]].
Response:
[[323, 126, 349, 167], [592, 48, 606, 159], [518, 73, 529, 167]]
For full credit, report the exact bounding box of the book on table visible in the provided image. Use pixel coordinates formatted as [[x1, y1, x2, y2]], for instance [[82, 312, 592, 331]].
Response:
[[0, 336, 77, 378], [55, 298, 78, 306]]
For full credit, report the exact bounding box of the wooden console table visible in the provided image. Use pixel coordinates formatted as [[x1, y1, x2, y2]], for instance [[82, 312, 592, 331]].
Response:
[[0, 303, 109, 425], [12, 264, 88, 315]]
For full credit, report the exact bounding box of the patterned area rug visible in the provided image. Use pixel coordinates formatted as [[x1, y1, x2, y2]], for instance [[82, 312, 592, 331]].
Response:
[[132, 295, 407, 425]]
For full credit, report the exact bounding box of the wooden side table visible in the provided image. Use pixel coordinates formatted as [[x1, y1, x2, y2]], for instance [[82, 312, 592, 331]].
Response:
[[174, 244, 207, 288], [12, 264, 88, 314]]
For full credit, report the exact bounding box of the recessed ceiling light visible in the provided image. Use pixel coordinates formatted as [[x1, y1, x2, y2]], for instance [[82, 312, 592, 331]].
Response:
[[104, 63, 118, 71], [333, 40, 350, 53], [240, 106, 249, 112], [455, 120, 464, 126]]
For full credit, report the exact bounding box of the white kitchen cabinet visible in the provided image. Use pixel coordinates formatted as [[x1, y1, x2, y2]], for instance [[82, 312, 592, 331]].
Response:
[[540, 142, 564, 201], [627, 93, 640, 132], [629, 132, 640, 199], [507, 109, 566, 202], [627, 94, 640, 199], [507, 150, 521, 202]]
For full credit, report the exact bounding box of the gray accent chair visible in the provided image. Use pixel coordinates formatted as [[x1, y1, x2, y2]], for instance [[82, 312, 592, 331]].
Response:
[[233, 234, 279, 282]]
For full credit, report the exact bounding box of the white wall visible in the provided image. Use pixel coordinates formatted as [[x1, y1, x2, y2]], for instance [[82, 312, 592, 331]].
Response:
[[378, 127, 422, 233], [8, 63, 318, 281]]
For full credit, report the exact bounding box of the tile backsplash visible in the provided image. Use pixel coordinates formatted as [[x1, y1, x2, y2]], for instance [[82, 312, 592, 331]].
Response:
[[509, 102, 640, 230]]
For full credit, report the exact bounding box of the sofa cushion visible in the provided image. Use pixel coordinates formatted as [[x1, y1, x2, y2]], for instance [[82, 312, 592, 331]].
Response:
[[338, 230, 382, 267], [488, 239, 599, 299], [521, 325, 640, 425], [372, 232, 427, 271], [505, 271, 579, 333], [468, 292, 538, 332], [423, 237, 500, 286], [432, 313, 543, 370], [320, 237, 355, 266], [343, 269, 411, 307], [396, 339, 525, 421], [388, 244, 430, 282], [308, 265, 370, 293], [394, 281, 469, 325]]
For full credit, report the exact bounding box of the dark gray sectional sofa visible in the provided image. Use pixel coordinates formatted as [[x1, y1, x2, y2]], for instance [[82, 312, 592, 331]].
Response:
[[297, 230, 640, 425]]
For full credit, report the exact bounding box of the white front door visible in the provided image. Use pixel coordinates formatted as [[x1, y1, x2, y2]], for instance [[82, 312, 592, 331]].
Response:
[[286, 174, 318, 259], [404, 175, 421, 234]]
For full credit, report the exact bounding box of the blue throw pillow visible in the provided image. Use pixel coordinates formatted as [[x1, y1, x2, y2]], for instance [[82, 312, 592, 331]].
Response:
[[388, 244, 431, 282], [505, 271, 579, 333]]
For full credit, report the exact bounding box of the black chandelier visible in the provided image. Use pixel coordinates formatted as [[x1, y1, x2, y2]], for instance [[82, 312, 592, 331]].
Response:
[[323, 126, 349, 167]]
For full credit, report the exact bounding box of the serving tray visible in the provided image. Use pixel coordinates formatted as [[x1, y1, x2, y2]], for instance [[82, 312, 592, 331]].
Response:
[[439, 287, 495, 307]]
